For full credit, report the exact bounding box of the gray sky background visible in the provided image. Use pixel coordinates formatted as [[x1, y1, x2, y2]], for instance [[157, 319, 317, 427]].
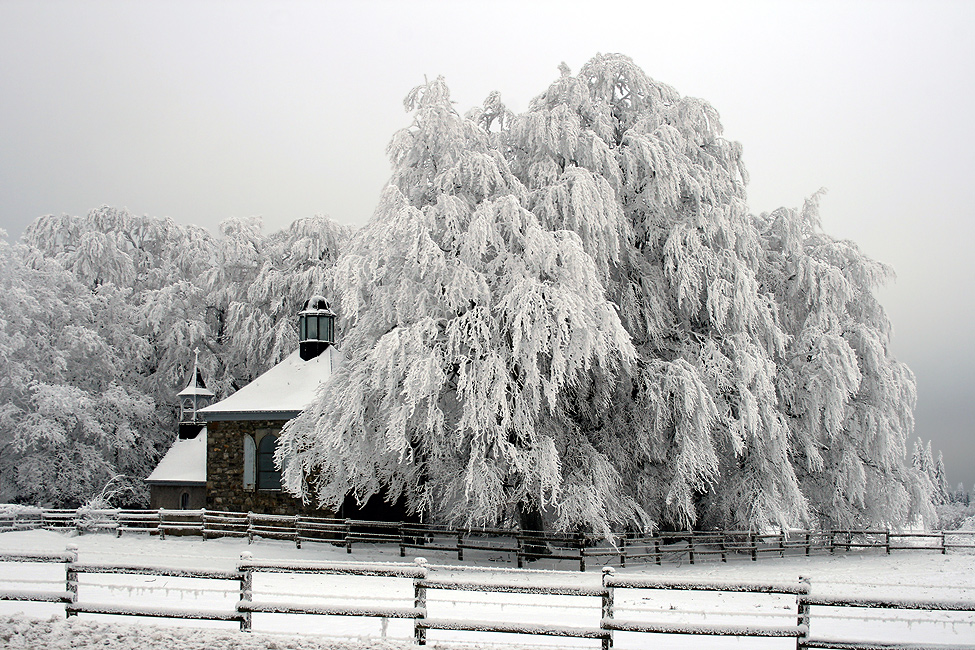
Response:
[[2, 1, 973, 488]]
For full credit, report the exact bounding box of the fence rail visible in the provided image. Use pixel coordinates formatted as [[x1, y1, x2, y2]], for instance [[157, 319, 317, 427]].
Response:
[[0, 547, 973, 649], [1, 508, 974, 572]]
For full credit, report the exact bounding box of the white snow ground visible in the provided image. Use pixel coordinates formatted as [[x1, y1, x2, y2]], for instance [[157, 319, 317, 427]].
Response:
[[0, 529, 973, 649]]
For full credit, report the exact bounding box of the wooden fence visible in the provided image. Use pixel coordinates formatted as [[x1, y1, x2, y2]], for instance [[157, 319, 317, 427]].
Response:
[[2, 508, 974, 572], [0, 547, 973, 649]]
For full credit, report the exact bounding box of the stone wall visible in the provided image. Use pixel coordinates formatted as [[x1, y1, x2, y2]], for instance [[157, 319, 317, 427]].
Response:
[[206, 419, 332, 516], [149, 484, 206, 510]]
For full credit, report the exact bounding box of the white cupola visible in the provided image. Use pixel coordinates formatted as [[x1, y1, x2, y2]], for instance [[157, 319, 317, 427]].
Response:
[[177, 351, 214, 436]]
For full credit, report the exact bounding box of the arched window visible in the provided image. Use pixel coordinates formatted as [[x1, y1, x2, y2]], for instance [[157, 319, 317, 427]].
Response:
[[257, 434, 281, 490]]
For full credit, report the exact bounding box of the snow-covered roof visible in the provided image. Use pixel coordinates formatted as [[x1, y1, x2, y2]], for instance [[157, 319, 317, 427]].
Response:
[[145, 429, 207, 485], [199, 346, 342, 421]]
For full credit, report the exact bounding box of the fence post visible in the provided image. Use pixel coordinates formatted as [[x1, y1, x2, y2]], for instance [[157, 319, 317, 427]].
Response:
[[942, 530, 947, 555], [65, 543, 78, 619], [457, 529, 464, 562], [399, 523, 406, 558], [796, 575, 810, 650], [247, 512, 254, 545], [345, 519, 353, 554], [750, 533, 757, 561], [159, 509, 166, 541], [654, 537, 660, 566], [238, 551, 253, 632], [413, 557, 428, 646], [601, 566, 615, 650], [885, 529, 890, 555], [805, 532, 811, 556], [619, 533, 626, 569], [572, 532, 583, 572], [688, 533, 695, 564], [201, 508, 207, 541]]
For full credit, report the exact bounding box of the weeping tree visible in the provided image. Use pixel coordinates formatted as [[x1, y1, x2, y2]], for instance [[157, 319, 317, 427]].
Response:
[[280, 54, 926, 533], [278, 77, 635, 532], [496, 55, 802, 531], [755, 194, 929, 528]]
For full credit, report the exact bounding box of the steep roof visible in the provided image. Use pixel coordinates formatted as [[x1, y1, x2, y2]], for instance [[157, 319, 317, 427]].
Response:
[[145, 429, 207, 485], [177, 355, 214, 398], [199, 346, 342, 421]]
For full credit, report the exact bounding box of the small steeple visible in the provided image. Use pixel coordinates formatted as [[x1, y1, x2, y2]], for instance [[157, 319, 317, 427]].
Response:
[[177, 350, 214, 437], [298, 295, 336, 361]]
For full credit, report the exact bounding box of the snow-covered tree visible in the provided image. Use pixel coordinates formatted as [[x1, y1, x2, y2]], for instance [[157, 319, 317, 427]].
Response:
[[4, 205, 351, 507], [0, 229, 160, 506], [202, 215, 352, 396], [23, 207, 216, 406], [279, 77, 636, 533], [498, 55, 799, 531], [933, 452, 949, 506], [952, 482, 969, 506], [756, 196, 929, 527], [281, 55, 923, 534]]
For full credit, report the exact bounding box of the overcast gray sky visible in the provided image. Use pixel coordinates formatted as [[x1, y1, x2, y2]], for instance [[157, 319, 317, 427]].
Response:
[[2, 0, 973, 488]]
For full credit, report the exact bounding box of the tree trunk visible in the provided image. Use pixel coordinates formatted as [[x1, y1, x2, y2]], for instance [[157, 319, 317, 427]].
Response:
[[518, 501, 549, 560]]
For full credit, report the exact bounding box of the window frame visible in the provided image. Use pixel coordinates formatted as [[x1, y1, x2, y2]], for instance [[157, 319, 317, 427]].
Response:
[[256, 432, 282, 491]]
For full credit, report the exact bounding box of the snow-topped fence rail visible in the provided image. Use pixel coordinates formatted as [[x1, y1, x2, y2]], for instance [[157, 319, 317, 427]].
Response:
[[796, 591, 975, 650], [1, 547, 974, 649], [64, 561, 248, 629], [2, 508, 975, 572], [0, 546, 76, 605], [414, 564, 614, 648], [604, 572, 810, 648], [235, 555, 427, 641]]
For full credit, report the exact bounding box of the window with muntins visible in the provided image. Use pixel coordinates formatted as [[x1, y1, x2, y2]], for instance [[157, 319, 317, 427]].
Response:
[[257, 433, 281, 490]]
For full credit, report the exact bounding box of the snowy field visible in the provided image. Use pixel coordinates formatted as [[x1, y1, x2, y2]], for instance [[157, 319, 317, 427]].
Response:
[[0, 529, 973, 649]]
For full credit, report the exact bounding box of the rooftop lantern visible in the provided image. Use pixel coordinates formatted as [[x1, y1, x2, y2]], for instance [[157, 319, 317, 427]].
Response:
[[299, 295, 336, 361]]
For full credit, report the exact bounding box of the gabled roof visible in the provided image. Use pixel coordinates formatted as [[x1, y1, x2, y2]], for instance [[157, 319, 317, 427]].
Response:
[[199, 346, 342, 422], [145, 429, 207, 485]]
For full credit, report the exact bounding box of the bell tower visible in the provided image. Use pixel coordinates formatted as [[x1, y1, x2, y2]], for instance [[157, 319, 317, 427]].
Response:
[[177, 350, 214, 438]]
